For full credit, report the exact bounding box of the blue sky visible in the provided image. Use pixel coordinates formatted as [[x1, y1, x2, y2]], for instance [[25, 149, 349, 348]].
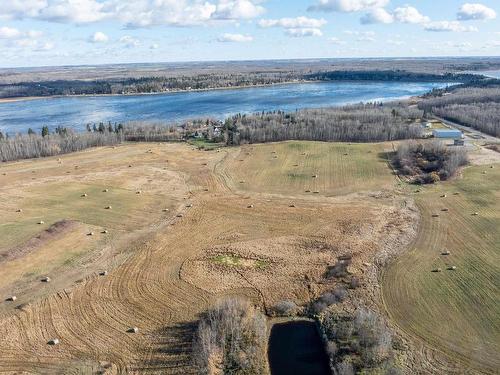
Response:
[[0, 0, 499, 68]]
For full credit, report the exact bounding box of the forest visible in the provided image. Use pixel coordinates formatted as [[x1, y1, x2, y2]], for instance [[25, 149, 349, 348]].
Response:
[[227, 104, 424, 144], [0, 69, 489, 99], [419, 85, 500, 137]]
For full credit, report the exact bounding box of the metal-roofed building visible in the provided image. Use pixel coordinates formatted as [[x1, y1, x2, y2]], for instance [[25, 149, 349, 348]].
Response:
[[432, 129, 463, 139]]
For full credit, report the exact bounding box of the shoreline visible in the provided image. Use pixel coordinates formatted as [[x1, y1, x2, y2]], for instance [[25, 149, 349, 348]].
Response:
[[0, 79, 454, 104], [0, 80, 312, 104]]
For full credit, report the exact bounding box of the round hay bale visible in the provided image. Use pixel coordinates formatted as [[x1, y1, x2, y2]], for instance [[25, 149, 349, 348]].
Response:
[[289, 204, 296, 208], [81, 193, 88, 197], [441, 194, 447, 198], [247, 204, 254, 208], [482, 171, 487, 174], [415, 189, 421, 193], [204, 188, 209, 191], [453, 192, 460, 195], [6, 296, 17, 302], [16, 209, 22, 213], [186, 204, 193, 208], [313, 191, 320, 194], [448, 266, 457, 271], [136, 191, 142, 194], [162, 208, 169, 212], [490, 165, 494, 169], [472, 212, 479, 216], [99, 271, 108, 276], [239, 181, 245, 184], [41, 276, 51, 282], [312, 174, 318, 178], [102, 230, 108, 234], [105, 206, 112, 210], [38, 221, 45, 224], [127, 327, 139, 333], [441, 208, 449, 212], [128, 165, 132, 168], [88, 232, 94, 236], [47, 339, 60, 345], [441, 250, 451, 255], [305, 190, 311, 193], [432, 214, 440, 218], [103, 189, 109, 192], [176, 214, 183, 218], [432, 268, 442, 273]]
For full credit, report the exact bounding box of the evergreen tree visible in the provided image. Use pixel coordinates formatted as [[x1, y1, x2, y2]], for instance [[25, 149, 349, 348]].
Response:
[[41, 126, 49, 137], [27, 128, 35, 135]]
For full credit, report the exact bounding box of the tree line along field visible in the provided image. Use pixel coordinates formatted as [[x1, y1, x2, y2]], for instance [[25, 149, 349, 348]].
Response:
[[382, 163, 500, 373], [0, 139, 497, 374]]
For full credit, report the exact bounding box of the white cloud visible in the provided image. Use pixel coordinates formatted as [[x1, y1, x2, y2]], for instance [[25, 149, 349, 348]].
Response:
[[259, 16, 326, 38], [119, 35, 140, 47], [328, 37, 346, 44], [0, 0, 266, 27], [457, 3, 496, 21], [34, 41, 54, 51], [0, 26, 22, 39], [38, 0, 108, 23], [393, 6, 430, 24], [360, 8, 393, 24], [150, 43, 159, 49], [286, 28, 323, 37], [308, 0, 389, 13], [258, 16, 327, 29], [424, 21, 478, 32], [89, 31, 108, 43], [214, 0, 265, 20], [217, 33, 253, 42]]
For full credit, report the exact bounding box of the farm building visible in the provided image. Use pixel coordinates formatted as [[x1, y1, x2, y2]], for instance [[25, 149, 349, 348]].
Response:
[[432, 129, 463, 139]]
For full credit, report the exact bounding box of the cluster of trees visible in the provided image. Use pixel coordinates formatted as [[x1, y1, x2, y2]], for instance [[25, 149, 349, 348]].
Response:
[[0, 120, 186, 161], [306, 70, 479, 83], [394, 141, 468, 184], [419, 86, 500, 137], [226, 104, 424, 144], [0, 131, 122, 162], [193, 298, 267, 375], [321, 308, 399, 375], [0, 72, 300, 99]]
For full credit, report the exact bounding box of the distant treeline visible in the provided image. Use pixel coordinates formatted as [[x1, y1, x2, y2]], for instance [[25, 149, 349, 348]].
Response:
[[226, 104, 424, 144], [419, 83, 500, 137], [0, 72, 299, 98], [0, 70, 488, 99], [0, 122, 184, 162], [305, 70, 481, 83]]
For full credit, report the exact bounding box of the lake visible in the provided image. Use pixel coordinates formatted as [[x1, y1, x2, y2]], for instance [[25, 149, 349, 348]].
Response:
[[0, 81, 449, 134]]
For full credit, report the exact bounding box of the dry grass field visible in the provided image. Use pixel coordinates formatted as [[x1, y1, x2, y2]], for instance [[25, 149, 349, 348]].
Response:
[[0, 140, 419, 374], [0, 139, 497, 374], [382, 161, 500, 373], [222, 141, 395, 196]]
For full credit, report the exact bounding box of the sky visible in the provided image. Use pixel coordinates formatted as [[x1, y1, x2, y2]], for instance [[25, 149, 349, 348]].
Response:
[[0, 0, 499, 68]]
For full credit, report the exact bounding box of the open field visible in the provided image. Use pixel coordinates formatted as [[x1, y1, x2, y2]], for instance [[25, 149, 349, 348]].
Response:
[[0, 140, 421, 374], [382, 161, 500, 373], [0, 139, 497, 374], [222, 141, 396, 196]]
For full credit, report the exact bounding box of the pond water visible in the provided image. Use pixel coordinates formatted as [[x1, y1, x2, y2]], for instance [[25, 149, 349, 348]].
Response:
[[268, 320, 330, 375], [0, 81, 449, 135]]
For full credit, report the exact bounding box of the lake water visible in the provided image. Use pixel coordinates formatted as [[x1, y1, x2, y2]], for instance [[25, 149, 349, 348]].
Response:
[[0, 81, 449, 134]]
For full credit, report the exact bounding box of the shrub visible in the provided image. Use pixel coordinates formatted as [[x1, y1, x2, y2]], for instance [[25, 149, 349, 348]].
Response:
[[394, 140, 468, 184], [272, 300, 298, 317], [193, 298, 267, 375]]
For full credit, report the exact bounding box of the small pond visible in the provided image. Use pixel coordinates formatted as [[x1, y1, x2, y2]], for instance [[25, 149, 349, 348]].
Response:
[[268, 320, 330, 375]]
